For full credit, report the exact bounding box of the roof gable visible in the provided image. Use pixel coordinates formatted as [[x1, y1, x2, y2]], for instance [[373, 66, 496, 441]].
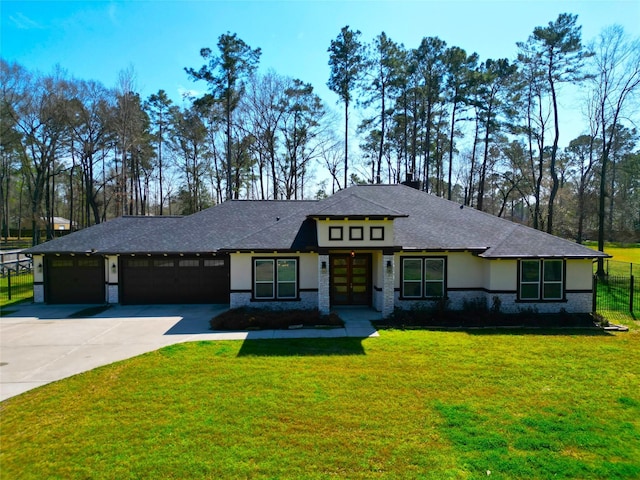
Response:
[[309, 190, 407, 219]]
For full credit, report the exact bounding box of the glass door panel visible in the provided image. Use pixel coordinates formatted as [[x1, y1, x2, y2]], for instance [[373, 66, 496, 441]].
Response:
[[330, 254, 370, 305]]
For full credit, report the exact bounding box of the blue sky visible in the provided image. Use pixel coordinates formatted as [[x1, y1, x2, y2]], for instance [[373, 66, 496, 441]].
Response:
[[2, 0, 639, 141]]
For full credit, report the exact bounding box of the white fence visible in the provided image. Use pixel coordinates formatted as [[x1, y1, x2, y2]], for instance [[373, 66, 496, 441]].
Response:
[[0, 250, 32, 276]]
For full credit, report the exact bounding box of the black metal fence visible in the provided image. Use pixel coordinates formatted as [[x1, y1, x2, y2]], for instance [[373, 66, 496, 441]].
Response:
[[1, 268, 34, 305], [593, 274, 638, 315]]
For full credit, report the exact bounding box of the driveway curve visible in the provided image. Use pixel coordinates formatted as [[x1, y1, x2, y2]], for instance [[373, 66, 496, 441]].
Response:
[[1, 304, 379, 401]]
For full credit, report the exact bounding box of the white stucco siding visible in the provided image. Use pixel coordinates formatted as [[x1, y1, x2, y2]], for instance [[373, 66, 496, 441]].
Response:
[[488, 260, 518, 291], [105, 255, 119, 304], [393, 251, 485, 290], [32, 254, 44, 303], [446, 252, 485, 289], [566, 259, 594, 291], [230, 254, 252, 291], [106, 255, 118, 284], [32, 254, 44, 284], [371, 251, 383, 287], [230, 252, 318, 291], [299, 254, 318, 289], [316, 219, 394, 248]]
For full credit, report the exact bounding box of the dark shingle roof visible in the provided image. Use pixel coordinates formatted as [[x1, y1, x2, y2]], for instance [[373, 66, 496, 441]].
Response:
[[338, 185, 605, 258], [24, 184, 606, 259], [25, 216, 183, 254], [309, 191, 407, 219], [181, 200, 319, 251]]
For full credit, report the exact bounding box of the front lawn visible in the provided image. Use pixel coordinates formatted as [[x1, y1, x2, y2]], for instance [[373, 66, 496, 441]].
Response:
[[2, 329, 639, 479]]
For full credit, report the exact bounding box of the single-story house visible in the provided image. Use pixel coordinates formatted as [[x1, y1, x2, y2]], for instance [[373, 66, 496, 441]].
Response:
[[40, 217, 76, 231], [25, 184, 606, 316]]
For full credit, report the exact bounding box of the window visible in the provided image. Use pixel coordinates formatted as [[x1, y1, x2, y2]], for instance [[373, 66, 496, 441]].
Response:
[[51, 258, 73, 267], [370, 226, 384, 241], [178, 259, 199, 267], [204, 259, 225, 267], [77, 258, 100, 267], [254, 258, 298, 300], [329, 226, 343, 241], [127, 259, 149, 268], [154, 259, 174, 268], [519, 259, 564, 301], [402, 258, 423, 298], [401, 257, 445, 298], [277, 259, 297, 298], [349, 226, 364, 241]]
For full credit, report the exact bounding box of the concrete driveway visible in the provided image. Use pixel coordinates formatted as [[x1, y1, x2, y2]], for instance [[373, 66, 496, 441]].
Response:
[[1, 304, 379, 401]]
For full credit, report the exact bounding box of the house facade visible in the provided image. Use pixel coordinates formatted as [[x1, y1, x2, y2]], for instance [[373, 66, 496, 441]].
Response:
[[26, 185, 605, 316]]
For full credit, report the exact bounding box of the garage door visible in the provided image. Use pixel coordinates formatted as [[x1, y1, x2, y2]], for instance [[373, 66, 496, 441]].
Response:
[[120, 255, 229, 304], [46, 255, 105, 304]]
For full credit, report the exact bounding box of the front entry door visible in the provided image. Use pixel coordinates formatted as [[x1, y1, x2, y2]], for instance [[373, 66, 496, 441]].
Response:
[[330, 254, 371, 305]]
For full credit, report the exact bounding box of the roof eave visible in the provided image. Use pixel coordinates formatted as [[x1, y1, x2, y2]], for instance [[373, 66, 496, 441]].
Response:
[[400, 247, 488, 254], [309, 214, 409, 220], [478, 253, 611, 259]]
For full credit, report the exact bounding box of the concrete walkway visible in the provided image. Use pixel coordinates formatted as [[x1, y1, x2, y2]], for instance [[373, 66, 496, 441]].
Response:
[[0, 304, 380, 401]]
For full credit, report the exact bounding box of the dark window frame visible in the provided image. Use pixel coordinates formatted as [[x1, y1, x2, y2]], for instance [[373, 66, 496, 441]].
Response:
[[400, 256, 447, 299], [349, 226, 364, 241], [518, 259, 566, 302], [329, 226, 343, 241], [370, 226, 385, 241], [252, 257, 300, 301]]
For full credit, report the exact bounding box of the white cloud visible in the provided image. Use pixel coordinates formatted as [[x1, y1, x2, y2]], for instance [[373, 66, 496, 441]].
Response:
[[177, 85, 203, 100], [9, 12, 42, 30]]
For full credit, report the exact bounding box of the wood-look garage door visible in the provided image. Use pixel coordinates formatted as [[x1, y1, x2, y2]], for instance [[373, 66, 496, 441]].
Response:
[[120, 256, 230, 304], [46, 255, 105, 304]]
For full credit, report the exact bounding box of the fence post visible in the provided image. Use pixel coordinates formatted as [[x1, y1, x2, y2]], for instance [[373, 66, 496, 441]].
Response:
[[592, 274, 597, 313], [630, 275, 635, 314], [7, 270, 11, 301]]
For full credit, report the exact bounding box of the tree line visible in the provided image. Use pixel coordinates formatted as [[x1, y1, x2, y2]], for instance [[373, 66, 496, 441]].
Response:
[[1, 13, 638, 250]]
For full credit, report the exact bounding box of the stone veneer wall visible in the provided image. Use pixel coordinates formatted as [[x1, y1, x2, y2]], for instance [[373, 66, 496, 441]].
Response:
[[33, 284, 44, 303], [382, 254, 395, 317], [107, 285, 119, 304], [394, 291, 594, 315], [230, 291, 319, 311], [318, 254, 330, 314]]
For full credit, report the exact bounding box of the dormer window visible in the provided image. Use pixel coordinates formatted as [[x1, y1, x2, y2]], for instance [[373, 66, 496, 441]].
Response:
[[370, 226, 384, 241], [349, 226, 364, 241], [329, 226, 343, 241]]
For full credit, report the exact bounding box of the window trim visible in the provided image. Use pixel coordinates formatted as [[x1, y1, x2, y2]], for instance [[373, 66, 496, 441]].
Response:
[[329, 226, 343, 241], [254, 259, 275, 299], [400, 256, 447, 299], [252, 257, 299, 301], [370, 226, 385, 241], [518, 259, 565, 302], [349, 226, 364, 241]]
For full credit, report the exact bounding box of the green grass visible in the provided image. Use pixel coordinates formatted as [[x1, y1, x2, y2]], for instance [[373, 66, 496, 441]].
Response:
[[589, 245, 639, 276], [0, 271, 33, 308], [588, 245, 639, 322], [2, 330, 639, 479]]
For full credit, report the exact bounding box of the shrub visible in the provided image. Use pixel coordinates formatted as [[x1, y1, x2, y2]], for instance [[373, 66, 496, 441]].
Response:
[[210, 308, 344, 330], [462, 297, 488, 313]]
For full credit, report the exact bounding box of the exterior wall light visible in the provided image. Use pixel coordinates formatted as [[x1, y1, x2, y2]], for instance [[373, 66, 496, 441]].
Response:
[[111, 263, 117, 274], [321, 261, 327, 272], [386, 260, 393, 273], [37, 263, 43, 274]]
